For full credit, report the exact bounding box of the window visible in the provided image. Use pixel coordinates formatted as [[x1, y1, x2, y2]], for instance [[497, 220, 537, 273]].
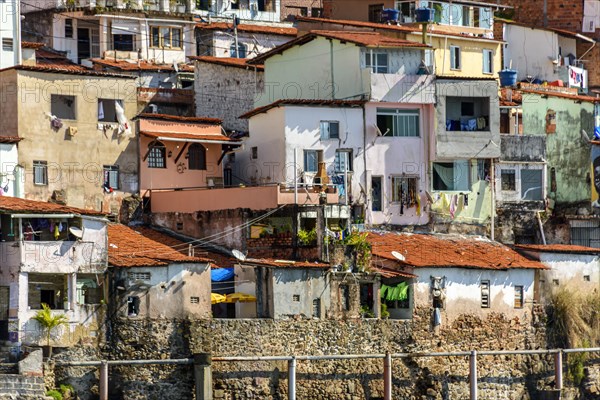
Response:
[[197, 0, 210, 9], [552, 279, 560, 286], [514, 286, 524, 308], [371, 176, 382, 211], [391, 176, 419, 206], [176, 222, 183, 230], [98, 99, 124, 122], [376, 108, 420, 137], [148, 141, 166, 169], [584, 275, 591, 282], [480, 280, 490, 308], [312, 298, 321, 317], [150, 26, 182, 48], [65, 19, 73, 38], [292, 294, 300, 302], [365, 50, 388, 73], [2, 38, 13, 51], [113, 34, 135, 51], [483, 49, 493, 74], [450, 45, 461, 70], [33, 161, 48, 186], [501, 169, 516, 191], [368, 4, 383, 22], [188, 143, 206, 170], [129, 272, 151, 280], [521, 169, 543, 200], [103, 165, 119, 190], [340, 285, 350, 311], [190, 296, 200, 304], [303, 150, 322, 173], [51, 94, 76, 120], [127, 296, 140, 316], [432, 161, 470, 191], [251, 146, 258, 159], [230, 43, 247, 58], [311, 7, 323, 17], [334, 150, 352, 172], [320, 121, 339, 140]]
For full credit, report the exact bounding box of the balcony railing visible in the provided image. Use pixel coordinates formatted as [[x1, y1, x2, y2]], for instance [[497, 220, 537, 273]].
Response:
[[149, 184, 340, 213]]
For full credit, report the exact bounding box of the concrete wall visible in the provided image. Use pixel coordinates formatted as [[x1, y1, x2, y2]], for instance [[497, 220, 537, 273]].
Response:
[[522, 93, 594, 205], [500, 134, 546, 162], [434, 79, 501, 160], [0, 0, 19, 69], [270, 268, 330, 318], [413, 267, 536, 323], [0, 143, 20, 198], [195, 61, 264, 133], [197, 30, 293, 59], [1, 70, 139, 213], [112, 262, 211, 319], [530, 252, 600, 299]]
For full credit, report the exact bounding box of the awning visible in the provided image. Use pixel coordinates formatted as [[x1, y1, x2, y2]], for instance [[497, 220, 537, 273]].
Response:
[[211, 267, 234, 282], [141, 131, 238, 145]]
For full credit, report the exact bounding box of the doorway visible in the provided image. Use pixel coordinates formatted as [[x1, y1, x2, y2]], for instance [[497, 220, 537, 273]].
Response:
[[77, 28, 91, 63], [0, 287, 8, 341]]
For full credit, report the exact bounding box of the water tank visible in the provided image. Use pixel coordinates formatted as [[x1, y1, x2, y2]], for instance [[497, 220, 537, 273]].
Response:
[[382, 8, 400, 22], [415, 7, 435, 23], [499, 69, 518, 87]]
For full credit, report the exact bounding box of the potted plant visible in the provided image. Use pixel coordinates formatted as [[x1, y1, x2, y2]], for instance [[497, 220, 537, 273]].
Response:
[[33, 303, 68, 359]]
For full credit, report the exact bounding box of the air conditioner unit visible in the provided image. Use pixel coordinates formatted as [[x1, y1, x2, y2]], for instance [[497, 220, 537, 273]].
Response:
[[66, 126, 78, 136]]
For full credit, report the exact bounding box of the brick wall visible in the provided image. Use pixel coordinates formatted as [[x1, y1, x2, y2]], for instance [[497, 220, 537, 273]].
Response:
[[0, 375, 46, 397], [246, 237, 320, 260], [281, 0, 323, 21], [491, 0, 585, 35], [578, 40, 600, 89]]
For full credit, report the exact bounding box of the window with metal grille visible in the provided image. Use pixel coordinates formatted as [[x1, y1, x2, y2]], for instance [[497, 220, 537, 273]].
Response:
[[320, 121, 339, 140], [150, 26, 182, 48], [148, 142, 166, 168], [2, 38, 13, 51], [292, 294, 300, 302], [376, 108, 420, 137], [391, 176, 418, 205], [230, 43, 247, 58], [480, 280, 490, 308], [368, 3, 383, 22], [251, 147, 258, 159], [312, 298, 321, 317], [103, 165, 119, 190], [188, 143, 206, 170], [190, 296, 199, 304], [514, 286, 524, 308], [65, 19, 73, 38], [128, 272, 151, 281], [501, 169, 516, 191], [33, 161, 48, 186], [51, 94, 76, 120]]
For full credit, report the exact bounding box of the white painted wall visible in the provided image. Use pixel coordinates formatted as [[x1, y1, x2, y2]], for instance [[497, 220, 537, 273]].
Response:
[[0, 144, 19, 198], [503, 24, 578, 82], [534, 252, 600, 298], [208, 31, 293, 59], [270, 268, 330, 318], [495, 162, 546, 203], [413, 267, 536, 322], [199, 0, 282, 23], [0, 0, 20, 69]]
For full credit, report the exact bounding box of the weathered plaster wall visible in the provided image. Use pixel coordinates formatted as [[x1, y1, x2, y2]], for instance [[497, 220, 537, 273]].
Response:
[[522, 93, 594, 206]]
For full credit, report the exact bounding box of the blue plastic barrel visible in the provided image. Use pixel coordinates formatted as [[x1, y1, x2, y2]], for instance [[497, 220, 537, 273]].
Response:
[[382, 8, 400, 21], [415, 7, 435, 23], [499, 69, 518, 87]]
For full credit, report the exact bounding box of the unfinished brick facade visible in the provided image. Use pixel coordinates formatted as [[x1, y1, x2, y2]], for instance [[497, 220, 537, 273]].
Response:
[[493, 0, 584, 34], [281, 0, 324, 21]]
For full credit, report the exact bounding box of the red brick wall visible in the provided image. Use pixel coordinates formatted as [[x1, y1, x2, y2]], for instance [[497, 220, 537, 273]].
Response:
[[246, 237, 320, 260], [489, 0, 584, 34], [281, 0, 324, 21]]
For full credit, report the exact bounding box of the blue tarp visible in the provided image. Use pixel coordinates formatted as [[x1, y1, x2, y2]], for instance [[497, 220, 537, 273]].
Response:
[[211, 268, 234, 282]]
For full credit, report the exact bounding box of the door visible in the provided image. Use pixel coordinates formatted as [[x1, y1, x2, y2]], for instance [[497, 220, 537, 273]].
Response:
[[77, 28, 91, 64], [371, 177, 382, 211], [0, 287, 9, 341]]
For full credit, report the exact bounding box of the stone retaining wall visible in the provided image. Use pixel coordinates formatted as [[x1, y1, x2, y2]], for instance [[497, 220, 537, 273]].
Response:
[[0, 375, 45, 398]]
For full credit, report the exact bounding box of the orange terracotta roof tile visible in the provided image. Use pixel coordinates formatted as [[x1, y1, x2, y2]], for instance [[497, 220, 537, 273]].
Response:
[[197, 250, 237, 269], [0, 136, 21, 143], [514, 244, 600, 255], [499, 88, 522, 106], [91, 58, 194, 72], [140, 131, 238, 142], [242, 258, 330, 268], [368, 232, 547, 270], [189, 56, 264, 71], [521, 89, 600, 104], [0, 196, 104, 216], [196, 22, 297, 36], [137, 113, 222, 124], [108, 224, 211, 268], [21, 41, 45, 49], [240, 99, 366, 119]]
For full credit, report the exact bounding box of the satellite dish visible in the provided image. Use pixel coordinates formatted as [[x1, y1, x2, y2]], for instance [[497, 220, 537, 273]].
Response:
[[69, 226, 83, 240], [391, 251, 405, 262], [232, 249, 246, 261]]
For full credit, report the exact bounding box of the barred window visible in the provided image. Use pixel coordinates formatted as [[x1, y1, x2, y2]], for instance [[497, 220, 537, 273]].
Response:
[[188, 143, 206, 170], [148, 141, 166, 169]]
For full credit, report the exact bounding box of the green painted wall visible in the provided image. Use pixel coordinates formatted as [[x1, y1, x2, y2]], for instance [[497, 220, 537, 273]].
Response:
[[522, 94, 594, 205]]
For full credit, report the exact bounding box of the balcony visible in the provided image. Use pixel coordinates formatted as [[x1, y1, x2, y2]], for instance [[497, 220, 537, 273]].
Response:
[[149, 184, 340, 213]]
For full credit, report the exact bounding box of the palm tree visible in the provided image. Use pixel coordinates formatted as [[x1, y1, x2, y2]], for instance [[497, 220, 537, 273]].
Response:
[[32, 303, 68, 358]]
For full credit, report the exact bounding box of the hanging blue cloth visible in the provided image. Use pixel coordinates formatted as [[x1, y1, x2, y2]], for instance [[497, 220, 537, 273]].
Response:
[[211, 268, 234, 282]]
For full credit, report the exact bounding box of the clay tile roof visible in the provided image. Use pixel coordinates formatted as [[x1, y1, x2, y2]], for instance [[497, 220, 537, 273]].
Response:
[[249, 30, 427, 65], [514, 244, 600, 255], [91, 58, 194, 72], [368, 232, 547, 270], [242, 258, 330, 269], [520, 89, 600, 104], [0, 196, 104, 216], [140, 131, 238, 142], [21, 41, 45, 49], [0, 136, 22, 144], [197, 250, 237, 269], [500, 88, 522, 106], [108, 224, 211, 268], [137, 113, 222, 124], [196, 22, 297, 36], [188, 56, 264, 71], [240, 99, 366, 119]]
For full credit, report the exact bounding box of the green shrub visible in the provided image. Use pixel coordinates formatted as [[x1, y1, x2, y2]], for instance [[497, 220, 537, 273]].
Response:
[[59, 383, 74, 396], [46, 390, 63, 400], [381, 303, 390, 319], [297, 228, 317, 245]]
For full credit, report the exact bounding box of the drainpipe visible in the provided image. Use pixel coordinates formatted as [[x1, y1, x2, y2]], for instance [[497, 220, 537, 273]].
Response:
[[362, 104, 368, 224]]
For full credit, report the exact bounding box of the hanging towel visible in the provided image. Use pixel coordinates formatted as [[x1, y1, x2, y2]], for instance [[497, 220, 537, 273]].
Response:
[[54, 224, 60, 240], [416, 192, 422, 217], [115, 101, 131, 136], [476, 117, 486, 130], [98, 101, 105, 120], [449, 194, 458, 219], [433, 307, 442, 326]]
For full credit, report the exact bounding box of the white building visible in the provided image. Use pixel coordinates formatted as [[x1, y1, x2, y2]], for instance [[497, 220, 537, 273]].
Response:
[[0, 0, 20, 69], [195, 0, 282, 23]]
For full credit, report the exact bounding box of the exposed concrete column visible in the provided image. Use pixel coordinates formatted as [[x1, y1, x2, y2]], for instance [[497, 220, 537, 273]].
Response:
[[194, 353, 212, 400], [315, 205, 325, 261], [67, 273, 76, 311]]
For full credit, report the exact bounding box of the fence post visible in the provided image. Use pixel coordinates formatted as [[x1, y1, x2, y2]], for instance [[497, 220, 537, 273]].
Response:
[[384, 352, 392, 400], [469, 350, 477, 400], [194, 353, 212, 400], [288, 356, 296, 400], [99, 360, 108, 400], [554, 350, 563, 391]]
